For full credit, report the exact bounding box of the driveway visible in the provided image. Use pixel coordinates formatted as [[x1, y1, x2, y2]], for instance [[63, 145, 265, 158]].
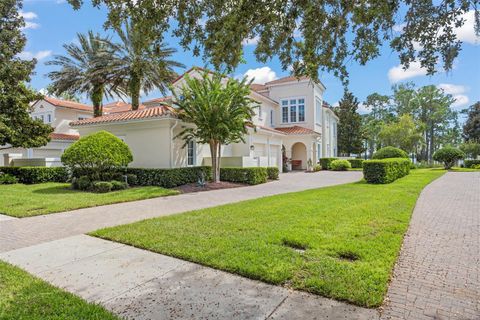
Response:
[[0, 171, 362, 252]]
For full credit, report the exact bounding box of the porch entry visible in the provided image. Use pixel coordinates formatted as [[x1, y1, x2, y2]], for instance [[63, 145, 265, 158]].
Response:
[[291, 142, 307, 170]]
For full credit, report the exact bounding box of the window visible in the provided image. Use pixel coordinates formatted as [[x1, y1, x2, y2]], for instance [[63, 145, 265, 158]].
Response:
[[315, 98, 322, 124], [281, 98, 305, 123], [270, 110, 274, 127], [47, 114, 52, 123], [187, 140, 196, 166], [40, 115, 44, 122], [317, 142, 322, 160], [258, 105, 263, 120]]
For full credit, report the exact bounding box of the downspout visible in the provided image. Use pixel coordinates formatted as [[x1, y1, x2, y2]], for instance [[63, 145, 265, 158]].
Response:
[[170, 120, 179, 168]]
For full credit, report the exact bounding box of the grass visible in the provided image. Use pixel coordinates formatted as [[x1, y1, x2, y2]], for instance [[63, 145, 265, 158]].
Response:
[[448, 167, 480, 172], [92, 169, 444, 308], [0, 183, 178, 218], [0, 261, 119, 319]]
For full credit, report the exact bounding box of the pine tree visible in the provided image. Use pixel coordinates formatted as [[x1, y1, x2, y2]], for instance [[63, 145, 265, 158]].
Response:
[[463, 102, 480, 141], [334, 91, 364, 156]]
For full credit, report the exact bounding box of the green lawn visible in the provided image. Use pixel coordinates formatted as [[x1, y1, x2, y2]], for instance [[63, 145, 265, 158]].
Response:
[[0, 183, 178, 218], [92, 169, 444, 307], [0, 261, 119, 320]]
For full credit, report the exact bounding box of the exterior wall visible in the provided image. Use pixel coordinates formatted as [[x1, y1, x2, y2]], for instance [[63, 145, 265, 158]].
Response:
[[321, 108, 338, 157], [31, 100, 92, 134]]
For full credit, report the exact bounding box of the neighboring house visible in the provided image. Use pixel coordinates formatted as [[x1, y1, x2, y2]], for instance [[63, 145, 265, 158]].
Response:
[[0, 96, 93, 167], [71, 67, 338, 171]]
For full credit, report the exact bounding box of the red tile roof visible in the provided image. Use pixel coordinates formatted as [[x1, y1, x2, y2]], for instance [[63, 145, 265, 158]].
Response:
[[103, 101, 147, 114], [142, 96, 172, 106], [250, 84, 268, 92], [70, 105, 177, 126], [42, 96, 93, 112], [275, 126, 320, 135], [265, 75, 309, 86], [50, 132, 80, 141], [255, 125, 286, 135]]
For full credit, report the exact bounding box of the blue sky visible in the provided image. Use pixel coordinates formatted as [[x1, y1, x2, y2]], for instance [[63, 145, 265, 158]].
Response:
[[21, 0, 480, 116]]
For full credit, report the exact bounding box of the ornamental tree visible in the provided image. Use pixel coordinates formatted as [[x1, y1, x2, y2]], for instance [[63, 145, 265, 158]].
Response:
[[373, 146, 409, 159], [61, 131, 133, 179], [433, 147, 465, 169]]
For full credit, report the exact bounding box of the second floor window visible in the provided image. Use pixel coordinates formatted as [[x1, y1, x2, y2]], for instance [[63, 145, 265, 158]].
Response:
[[270, 110, 274, 127], [281, 98, 305, 123]]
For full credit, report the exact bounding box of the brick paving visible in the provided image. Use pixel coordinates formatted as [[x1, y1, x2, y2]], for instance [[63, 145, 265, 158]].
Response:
[[381, 172, 480, 320], [0, 171, 361, 253]]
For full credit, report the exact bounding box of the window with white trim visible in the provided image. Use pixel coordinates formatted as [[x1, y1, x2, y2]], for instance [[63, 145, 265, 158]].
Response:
[[281, 98, 305, 123], [270, 110, 274, 127], [187, 140, 196, 166]]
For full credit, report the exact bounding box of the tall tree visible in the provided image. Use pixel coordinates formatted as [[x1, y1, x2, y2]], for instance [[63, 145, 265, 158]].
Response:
[[463, 102, 480, 141], [173, 70, 257, 182], [334, 91, 364, 156], [378, 114, 423, 155], [47, 31, 122, 117], [108, 21, 185, 110], [362, 93, 394, 157], [0, 0, 52, 150], [67, 0, 478, 84]]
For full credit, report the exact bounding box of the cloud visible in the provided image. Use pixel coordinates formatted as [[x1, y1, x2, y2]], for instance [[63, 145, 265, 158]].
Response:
[[18, 50, 52, 60], [437, 83, 470, 108], [456, 10, 480, 45], [24, 21, 40, 29], [388, 61, 427, 83], [243, 67, 278, 84], [20, 10, 40, 29]]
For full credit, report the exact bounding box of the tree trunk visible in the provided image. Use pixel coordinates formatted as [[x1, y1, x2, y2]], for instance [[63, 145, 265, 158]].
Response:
[[216, 143, 222, 183], [129, 73, 141, 110], [91, 84, 104, 117], [429, 126, 435, 162], [209, 140, 220, 183]]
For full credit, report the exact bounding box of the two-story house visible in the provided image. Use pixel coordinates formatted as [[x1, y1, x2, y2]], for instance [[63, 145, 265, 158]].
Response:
[[70, 67, 338, 171], [0, 97, 94, 166]]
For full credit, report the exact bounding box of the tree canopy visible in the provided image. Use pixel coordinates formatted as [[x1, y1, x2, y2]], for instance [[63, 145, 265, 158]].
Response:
[[463, 102, 480, 141], [67, 0, 479, 83], [0, 0, 52, 149], [334, 91, 364, 156]]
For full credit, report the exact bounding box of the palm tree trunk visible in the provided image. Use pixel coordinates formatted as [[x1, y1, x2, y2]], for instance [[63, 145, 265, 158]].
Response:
[[91, 84, 104, 117], [129, 73, 141, 110]]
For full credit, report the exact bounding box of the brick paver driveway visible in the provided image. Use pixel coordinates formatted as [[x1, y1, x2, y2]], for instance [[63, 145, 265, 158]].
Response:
[[382, 172, 480, 320]]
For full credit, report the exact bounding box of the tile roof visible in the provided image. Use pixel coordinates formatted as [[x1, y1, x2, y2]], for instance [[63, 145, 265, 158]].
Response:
[[50, 132, 80, 141], [265, 75, 309, 86], [250, 84, 268, 92], [103, 101, 147, 114], [254, 125, 287, 135], [142, 96, 172, 106], [275, 126, 320, 135], [43, 96, 93, 112], [70, 105, 177, 126]]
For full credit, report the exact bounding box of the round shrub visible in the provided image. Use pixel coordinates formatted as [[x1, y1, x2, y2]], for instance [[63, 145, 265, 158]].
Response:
[[92, 181, 113, 193], [373, 147, 409, 159], [472, 164, 480, 169], [61, 131, 133, 181], [433, 147, 465, 169], [330, 159, 351, 171], [0, 173, 18, 184], [111, 180, 128, 191], [75, 176, 92, 191]]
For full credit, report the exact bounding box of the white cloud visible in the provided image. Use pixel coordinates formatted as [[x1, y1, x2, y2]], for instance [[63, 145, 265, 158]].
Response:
[[18, 50, 52, 61], [455, 11, 480, 45], [243, 67, 277, 84], [437, 83, 470, 108], [20, 10, 40, 29], [388, 61, 428, 83], [242, 35, 260, 46], [24, 21, 40, 29]]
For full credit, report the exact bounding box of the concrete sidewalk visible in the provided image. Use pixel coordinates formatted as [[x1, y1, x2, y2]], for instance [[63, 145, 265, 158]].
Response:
[[0, 235, 379, 320], [0, 171, 362, 252]]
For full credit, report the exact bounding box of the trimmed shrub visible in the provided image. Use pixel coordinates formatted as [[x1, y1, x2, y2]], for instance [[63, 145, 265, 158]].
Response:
[[76, 176, 92, 191], [363, 158, 411, 184], [313, 164, 322, 172], [111, 180, 128, 191], [126, 166, 212, 188], [433, 147, 465, 169], [330, 159, 351, 171], [125, 174, 137, 186], [319, 158, 337, 170], [220, 167, 268, 185], [347, 159, 364, 168], [266, 167, 280, 180], [0, 166, 68, 184], [62, 131, 133, 180], [372, 147, 408, 159], [464, 159, 480, 168], [92, 181, 113, 193], [472, 164, 480, 169], [0, 173, 18, 184]]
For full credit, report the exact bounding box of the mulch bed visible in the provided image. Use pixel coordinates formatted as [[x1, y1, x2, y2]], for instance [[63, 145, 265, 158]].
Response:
[[175, 181, 247, 194]]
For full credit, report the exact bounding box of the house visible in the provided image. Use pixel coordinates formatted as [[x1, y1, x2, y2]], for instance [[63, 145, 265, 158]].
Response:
[[70, 67, 338, 171], [0, 96, 93, 166]]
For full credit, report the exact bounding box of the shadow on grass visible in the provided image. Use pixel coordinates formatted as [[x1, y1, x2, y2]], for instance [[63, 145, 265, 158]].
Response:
[[31, 185, 79, 195]]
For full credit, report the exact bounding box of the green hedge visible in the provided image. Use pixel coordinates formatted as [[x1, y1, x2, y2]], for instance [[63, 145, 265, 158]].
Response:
[[363, 158, 411, 184], [220, 167, 268, 185], [319, 158, 337, 170], [347, 159, 364, 168], [266, 167, 280, 180], [464, 159, 480, 168], [0, 167, 68, 184], [126, 166, 212, 188], [330, 159, 351, 171], [373, 147, 408, 159]]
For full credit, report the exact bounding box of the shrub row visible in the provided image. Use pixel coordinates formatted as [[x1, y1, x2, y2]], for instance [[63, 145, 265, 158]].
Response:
[[330, 159, 351, 171], [220, 167, 268, 185], [266, 167, 280, 180], [347, 159, 364, 168], [363, 158, 411, 184], [125, 166, 212, 188], [0, 167, 68, 184], [319, 158, 337, 170], [464, 159, 480, 168]]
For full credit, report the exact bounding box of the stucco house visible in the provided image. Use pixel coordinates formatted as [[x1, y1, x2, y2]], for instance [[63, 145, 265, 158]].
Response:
[[70, 68, 338, 171]]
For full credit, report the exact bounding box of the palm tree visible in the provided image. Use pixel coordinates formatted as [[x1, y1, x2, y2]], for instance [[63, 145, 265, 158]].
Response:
[[108, 22, 185, 110], [173, 70, 258, 182], [46, 31, 122, 117]]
